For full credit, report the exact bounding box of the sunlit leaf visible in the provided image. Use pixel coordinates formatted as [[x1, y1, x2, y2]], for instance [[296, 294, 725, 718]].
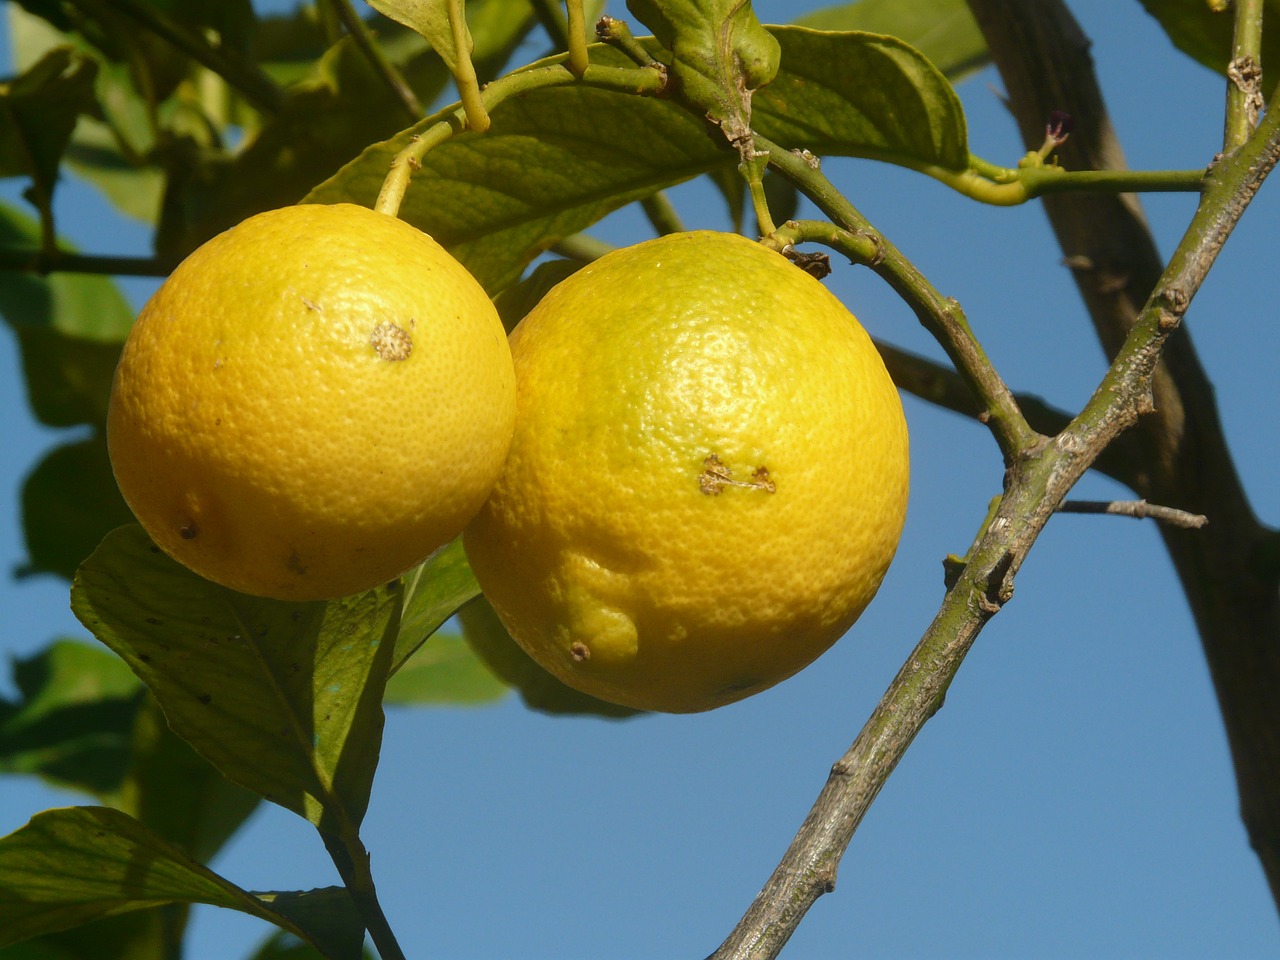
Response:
[[71, 526, 400, 834], [794, 0, 989, 80], [0, 640, 140, 797], [366, 0, 469, 71], [384, 631, 508, 706], [1138, 0, 1280, 98], [0, 807, 307, 949], [19, 435, 133, 581], [753, 27, 969, 172]]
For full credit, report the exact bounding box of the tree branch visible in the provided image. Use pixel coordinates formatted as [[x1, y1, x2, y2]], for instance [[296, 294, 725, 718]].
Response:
[[710, 16, 1280, 959], [968, 0, 1280, 912]]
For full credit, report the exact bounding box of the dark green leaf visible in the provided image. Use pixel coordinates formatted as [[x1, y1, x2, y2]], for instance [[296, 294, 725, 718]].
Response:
[[155, 37, 413, 260], [251, 889, 365, 960], [308, 28, 970, 290], [113, 697, 260, 865], [19, 435, 134, 581], [384, 632, 508, 706], [394, 539, 483, 673], [1137, 0, 1280, 98], [70, 525, 400, 834], [460, 599, 639, 719], [0, 202, 133, 428], [0, 907, 182, 960], [753, 26, 970, 172], [794, 0, 989, 80], [0, 47, 98, 193], [0, 807, 307, 949], [248, 930, 375, 960], [0, 640, 140, 797]]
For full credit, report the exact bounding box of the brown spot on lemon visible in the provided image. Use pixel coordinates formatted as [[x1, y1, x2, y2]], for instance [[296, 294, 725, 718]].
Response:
[[570, 641, 591, 662], [371, 321, 413, 361], [698, 454, 776, 495]]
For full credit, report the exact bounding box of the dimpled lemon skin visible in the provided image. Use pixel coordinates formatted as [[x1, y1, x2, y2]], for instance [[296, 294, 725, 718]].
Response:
[[463, 231, 909, 713], [108, 202, 515, 601]]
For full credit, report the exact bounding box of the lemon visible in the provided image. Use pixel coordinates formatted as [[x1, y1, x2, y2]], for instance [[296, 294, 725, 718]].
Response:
[[464, 231, 908, 713], [107, 202, 515, 601]]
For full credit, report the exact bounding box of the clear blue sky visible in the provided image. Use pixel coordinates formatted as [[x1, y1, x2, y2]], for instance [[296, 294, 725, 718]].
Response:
[[3, 1, 1279, 957]]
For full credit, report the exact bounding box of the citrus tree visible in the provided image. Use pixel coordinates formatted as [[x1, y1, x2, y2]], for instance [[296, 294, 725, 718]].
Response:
[[1, 0, 1279, 958]]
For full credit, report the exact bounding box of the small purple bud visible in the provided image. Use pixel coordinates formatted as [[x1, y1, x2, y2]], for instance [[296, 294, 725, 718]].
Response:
[[1046, 110, 1074, 143]]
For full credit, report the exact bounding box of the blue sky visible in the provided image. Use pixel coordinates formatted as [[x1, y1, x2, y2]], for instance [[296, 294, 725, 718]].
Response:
[[3, 1, 1280, 957]]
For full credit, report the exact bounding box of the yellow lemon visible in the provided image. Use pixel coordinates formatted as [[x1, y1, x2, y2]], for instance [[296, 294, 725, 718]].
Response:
[[464, 231, 908, 712], [107, 202, 515, 601]]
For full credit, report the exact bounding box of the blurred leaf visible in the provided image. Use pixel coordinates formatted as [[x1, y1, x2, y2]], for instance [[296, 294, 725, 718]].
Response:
[[309, 28, 970, 291], [0, 47, 98, 196], [71, 525, 400, 834], [1136, 0, 1280, 97], [753, 27, 969, 172], [460, 598, 639, 719], [0, 639, 140, 797], [156, 37, 411, 260], [492, 258, 583, 332], [19, 435, 134, 581], [0, 907, 179, 960], [0, 807, 313, 950], [63, 119, 164, 224], [762, 169, 799, 227], [384, 632, 508, 706], [0, 202, 133, 428], [393, 538, 481, 672], [248, 930, 375, 960], [794, 0, 989, 80], [366, 0, 469, 71], [252, 888, 365, 960], [112, 697, 260, 865]]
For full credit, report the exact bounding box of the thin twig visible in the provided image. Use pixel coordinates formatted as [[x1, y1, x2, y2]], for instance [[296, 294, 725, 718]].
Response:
[[0, 248, 175, 277], [1225, 0, 1265, 150], [1057, 499, 1208, 528]]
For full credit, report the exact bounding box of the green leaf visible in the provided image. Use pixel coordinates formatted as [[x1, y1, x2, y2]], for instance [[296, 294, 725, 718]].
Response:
[[625, 0, 780, 144], [460, 599, 639, 719], [0, 807, 309, 950], [0, 46, 98, 194], [19, 435, 134, 581], [112, 697, 260, 865], [308, 28, 969, 290], [248, 930, 375, 960], [70, 525, 400, 834], [251, 889, 365, 960], [794, 0, 989, 80], [0, 640, 141, 797], [492, 258, 583, 332], [383, 631, 508, 706], [753, 26, 970, 172], [1137, 0, 1280, 98], [366, 0, 470, 71], [393, 538, 482, 673], [155, 37, 414, 261], [0, 202, 132, 428], [0, 907, 181, 960]]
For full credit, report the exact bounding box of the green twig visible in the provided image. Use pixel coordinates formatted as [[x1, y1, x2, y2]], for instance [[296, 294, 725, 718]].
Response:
[[551, 233, 617, 261], [448, 0, 491, 132], [321, 829, 407, 960], [757, 135, 1039, 463], [565, 0, 590, 77], [331, 0, 423, 121], [67, 0, 283, 114], [911, 157, 1205, 205], [1224, 0, 1265, 150], [596, 16, 664, 68]]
